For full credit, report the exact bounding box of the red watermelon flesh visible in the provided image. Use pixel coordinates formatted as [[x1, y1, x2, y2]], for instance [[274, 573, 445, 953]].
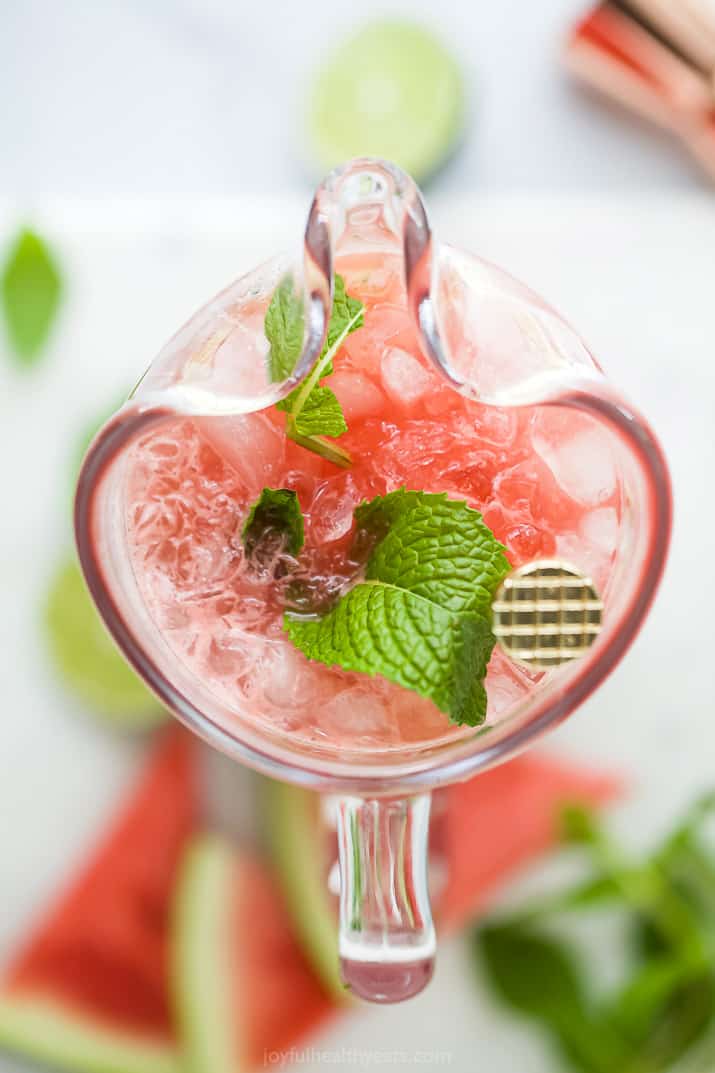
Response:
[[237, 856, 334, 1065], [435, 752, 624, 929], [0, 727, 198, 1071]]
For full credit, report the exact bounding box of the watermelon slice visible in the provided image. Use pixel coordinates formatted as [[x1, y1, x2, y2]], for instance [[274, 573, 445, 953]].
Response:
[[171, 834, 334, 1073], [264, 754, 623, 997], [0, 728, 198, 1073], [436, 753, 623, 928]]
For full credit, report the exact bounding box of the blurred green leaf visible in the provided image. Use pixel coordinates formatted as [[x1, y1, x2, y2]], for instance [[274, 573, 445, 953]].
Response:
[[608, 955, 709, 1043], [629, 975, 715, 1072], [2, 228, 62, 365], [561, 803, 603, 847], [478, 923, 587, 1023], [660, 794, 715, 855], [476, 924, 626, 1073]]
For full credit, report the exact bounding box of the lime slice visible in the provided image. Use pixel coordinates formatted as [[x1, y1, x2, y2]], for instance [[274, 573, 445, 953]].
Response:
[[44, 557, 166, 730], [308, 19, 465, 182]]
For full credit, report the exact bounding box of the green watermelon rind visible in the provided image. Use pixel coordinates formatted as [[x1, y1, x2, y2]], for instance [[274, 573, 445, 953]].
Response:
[[0, 994, 179, 1073], [171, 836, 238, 1073], [263, 780, 347, 1002]]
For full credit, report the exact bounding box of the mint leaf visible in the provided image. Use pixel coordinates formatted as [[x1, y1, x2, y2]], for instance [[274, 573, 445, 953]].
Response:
[[272, 273, 363, 467], [265, 275, 304, 383], [355, 490, 507, 618], [478, 924, 588, 1024], [607, 956, 712, 1056], [477, 925, 623, 1073], [242, 488, 304, 559], [292, 386, 347, 438], [322, 273, 364, 357], [2, 228, 62, 366], [561, 803, 603, 847], [286, 491, 510, 725]]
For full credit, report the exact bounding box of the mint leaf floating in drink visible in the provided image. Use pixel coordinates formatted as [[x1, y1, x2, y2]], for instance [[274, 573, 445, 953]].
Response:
[[242, 487, 305, 559], [289, 385, 346, 438], [267, 273, 364, 467], [1, 228, 62, 367], [286, 490, 510, 726]]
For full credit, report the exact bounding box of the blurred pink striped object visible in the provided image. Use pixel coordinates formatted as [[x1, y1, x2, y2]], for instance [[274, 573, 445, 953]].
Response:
[[565, 0, 715, 180]]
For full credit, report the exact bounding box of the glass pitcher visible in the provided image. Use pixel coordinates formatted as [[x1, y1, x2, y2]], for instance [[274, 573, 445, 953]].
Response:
[[75, 158, 671, 1004]]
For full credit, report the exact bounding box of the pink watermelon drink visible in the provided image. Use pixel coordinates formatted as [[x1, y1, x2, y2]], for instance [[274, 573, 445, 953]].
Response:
[[124, 251, 620, 755]]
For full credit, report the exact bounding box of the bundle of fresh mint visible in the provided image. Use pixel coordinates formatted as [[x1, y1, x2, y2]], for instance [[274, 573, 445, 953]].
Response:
[[474, 796, 715, 1073]]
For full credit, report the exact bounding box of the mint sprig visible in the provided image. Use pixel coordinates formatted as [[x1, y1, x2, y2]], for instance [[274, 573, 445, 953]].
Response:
[[242, 488, 304, 560], [2, 228, 62, 367], [266, 273, 364, 467], [286, 490, 510, 725], [265, 276, 304, 383], [474, 796, 715, 1073]]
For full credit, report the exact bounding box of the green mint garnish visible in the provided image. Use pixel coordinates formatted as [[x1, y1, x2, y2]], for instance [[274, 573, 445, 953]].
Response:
[[474, 796, 715, 1073], [1, 228, 62, 367], [479, 924, 603, 1048], [287, 384, 347, 439], [286, 490, 510, 725], [266, 273, 364, 468], [242, 488, 305, 559], [265, 276, 305, 383]]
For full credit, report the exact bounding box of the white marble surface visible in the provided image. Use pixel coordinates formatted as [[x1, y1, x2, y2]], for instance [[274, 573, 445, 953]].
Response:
[[2, 0, 715, 198], [0, 192, 714, 1072]]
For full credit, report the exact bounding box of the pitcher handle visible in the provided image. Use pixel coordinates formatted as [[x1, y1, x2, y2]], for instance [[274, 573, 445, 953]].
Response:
[[334, 792, 435, 1003]]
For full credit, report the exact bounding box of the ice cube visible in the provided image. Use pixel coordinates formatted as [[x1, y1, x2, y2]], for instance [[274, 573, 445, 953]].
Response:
[[262, 642, 315, 708], [342, 304, 411, 376], [473, 405, 519, 447], [319, 686, 390, 740], [196, 413, 285, 492], [331, 371, 385, 422], [533, 417, 617, 506], [580, 507, 619, 550], [486, 650, 532, 717], [309, 474, 361, 544], [555, 532, 613, 592], [381, 348, 432, 408], [207, 638, 241, 677]]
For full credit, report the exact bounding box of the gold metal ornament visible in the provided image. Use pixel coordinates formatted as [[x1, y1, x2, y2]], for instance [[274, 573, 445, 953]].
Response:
[[492, 560, 603, 671]]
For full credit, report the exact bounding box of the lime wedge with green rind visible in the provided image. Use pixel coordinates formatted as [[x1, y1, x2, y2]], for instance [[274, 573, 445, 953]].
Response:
[[308, 19, 465, 182], [44, 557, 166, 729]]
